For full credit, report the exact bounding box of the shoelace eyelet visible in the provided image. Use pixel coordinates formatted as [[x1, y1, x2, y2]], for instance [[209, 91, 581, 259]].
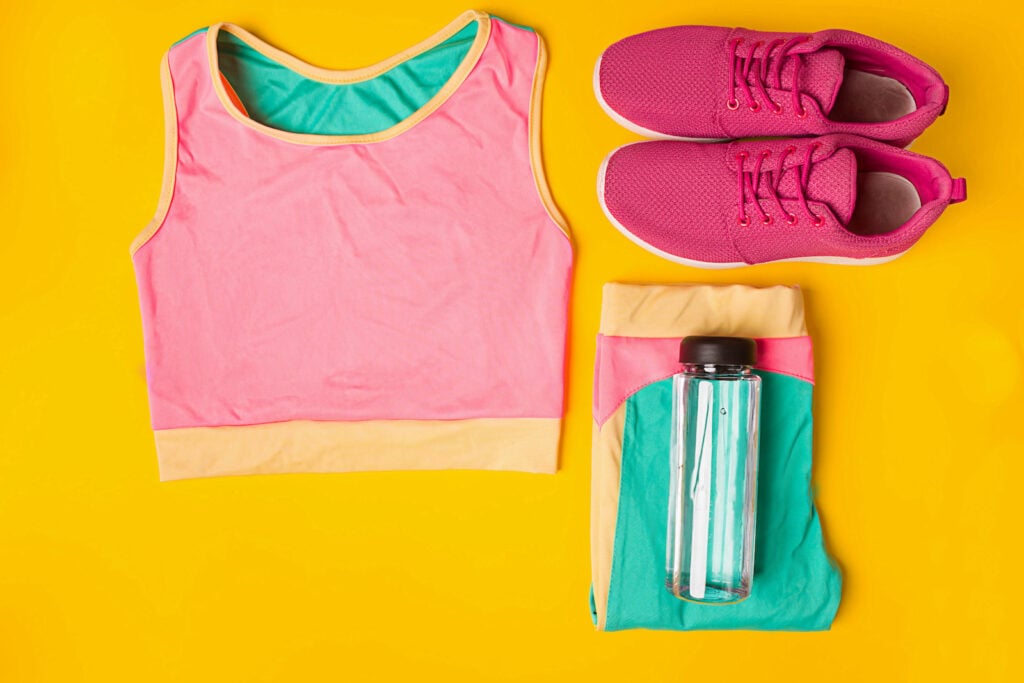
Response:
[[762, 215, 774, 226], [736, 152, 749, 162], [728, 35, 809, 127], [726, 99, 740, 110], [785, 145, 796, 154], [812, 215, 825, 228], [786, 213, 798, 226], [738, 216, 750, 227]]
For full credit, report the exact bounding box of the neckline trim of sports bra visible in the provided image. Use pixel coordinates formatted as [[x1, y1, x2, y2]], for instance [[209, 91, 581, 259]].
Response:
[[204, 10, 492, 146]]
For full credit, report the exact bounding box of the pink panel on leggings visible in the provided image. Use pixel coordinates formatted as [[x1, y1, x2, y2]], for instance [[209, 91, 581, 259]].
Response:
[[594, 335, 814, 427]]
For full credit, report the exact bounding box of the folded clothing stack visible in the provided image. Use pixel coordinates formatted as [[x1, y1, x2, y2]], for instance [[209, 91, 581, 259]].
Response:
[[591, 283, 841, 631]]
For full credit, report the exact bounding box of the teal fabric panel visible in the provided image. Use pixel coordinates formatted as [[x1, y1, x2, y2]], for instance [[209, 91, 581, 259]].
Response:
[[605, 372, 841, 631], [216, 22, 479, 136]]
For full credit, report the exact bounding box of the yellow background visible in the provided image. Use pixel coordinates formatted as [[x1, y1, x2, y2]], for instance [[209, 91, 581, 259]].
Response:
[[1, 0, 1021, 680]]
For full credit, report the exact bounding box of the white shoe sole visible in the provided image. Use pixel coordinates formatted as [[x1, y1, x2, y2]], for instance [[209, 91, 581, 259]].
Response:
[[596, 148, 905, 268]]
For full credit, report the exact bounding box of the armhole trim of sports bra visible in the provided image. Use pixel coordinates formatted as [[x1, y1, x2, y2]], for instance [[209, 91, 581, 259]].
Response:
[[130, 50, 179, 256], [528, 33, 572, 244]]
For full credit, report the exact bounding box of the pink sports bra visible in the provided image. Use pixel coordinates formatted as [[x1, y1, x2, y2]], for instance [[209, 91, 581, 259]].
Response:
[[131, 11, 573, 480]]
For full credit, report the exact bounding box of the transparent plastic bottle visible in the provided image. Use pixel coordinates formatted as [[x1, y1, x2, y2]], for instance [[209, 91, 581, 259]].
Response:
[[666, 336, 762, 604]]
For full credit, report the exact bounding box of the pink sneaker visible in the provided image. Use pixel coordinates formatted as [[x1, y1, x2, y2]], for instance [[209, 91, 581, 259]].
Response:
[[598, 134, 966, 267], [595, 26, 949, 146]]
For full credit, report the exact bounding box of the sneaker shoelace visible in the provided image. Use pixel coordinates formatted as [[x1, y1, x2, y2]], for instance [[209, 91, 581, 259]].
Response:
[[727, 36, 811, 117], [736, 142, 824, 227]]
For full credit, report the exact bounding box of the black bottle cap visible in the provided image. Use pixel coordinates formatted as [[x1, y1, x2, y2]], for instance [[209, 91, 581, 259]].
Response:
[[680, 336, 757, 366]]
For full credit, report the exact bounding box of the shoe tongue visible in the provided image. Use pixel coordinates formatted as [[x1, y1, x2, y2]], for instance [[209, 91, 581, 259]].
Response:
[[797, 48, 845, 114], [774, 146, 857, 225], [805, 147, 857, 225]]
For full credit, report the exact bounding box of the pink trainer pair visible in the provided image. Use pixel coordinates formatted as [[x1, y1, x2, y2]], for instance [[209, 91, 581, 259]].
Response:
[[595, 26, 967, 267]]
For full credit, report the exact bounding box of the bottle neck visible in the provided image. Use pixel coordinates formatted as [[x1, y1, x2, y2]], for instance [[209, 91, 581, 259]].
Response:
[[681, 363, 754, 379]]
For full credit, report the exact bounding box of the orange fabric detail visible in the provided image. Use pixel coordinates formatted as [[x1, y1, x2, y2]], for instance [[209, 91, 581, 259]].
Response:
[[219, 73, 249, 117]]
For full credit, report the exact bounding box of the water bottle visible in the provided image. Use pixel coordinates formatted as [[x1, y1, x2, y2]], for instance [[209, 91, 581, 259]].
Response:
[[666, 336, 762, 604]]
